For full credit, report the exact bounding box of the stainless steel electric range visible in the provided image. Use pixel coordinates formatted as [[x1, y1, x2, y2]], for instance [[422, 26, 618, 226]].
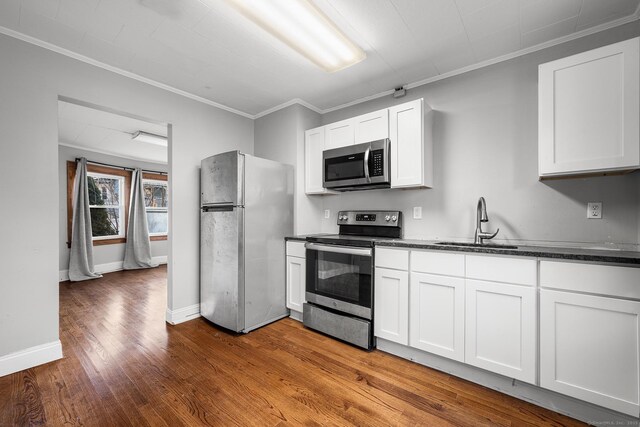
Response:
[[303, 210, 402, 349]]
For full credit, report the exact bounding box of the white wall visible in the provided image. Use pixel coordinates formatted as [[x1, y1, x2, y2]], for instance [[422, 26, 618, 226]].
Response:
[[58, 145, 168, 273], [254, 104, 322, 235], [0, 33, 253, 360], [315, 22, 640, 248]]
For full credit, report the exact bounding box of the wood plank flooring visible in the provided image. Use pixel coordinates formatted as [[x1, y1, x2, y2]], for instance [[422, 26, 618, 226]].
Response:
[[0, 266, 586, 426]]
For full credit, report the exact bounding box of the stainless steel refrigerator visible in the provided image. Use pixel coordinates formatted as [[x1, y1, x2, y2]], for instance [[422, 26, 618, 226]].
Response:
[[200, 150, 293, 333]]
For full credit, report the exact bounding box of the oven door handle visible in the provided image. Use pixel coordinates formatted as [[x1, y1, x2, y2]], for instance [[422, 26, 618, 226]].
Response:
[[305, 243, 372, 257]]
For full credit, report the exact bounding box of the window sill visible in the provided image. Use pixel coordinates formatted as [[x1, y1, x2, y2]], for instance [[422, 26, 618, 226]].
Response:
[[94, 238, 126, 246], [66, 235, 166, 248]]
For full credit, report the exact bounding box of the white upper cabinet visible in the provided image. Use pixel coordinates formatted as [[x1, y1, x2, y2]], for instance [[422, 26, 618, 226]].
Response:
[[325, 118, 355, 150], [539, 37, 640, 177], [304, 126, 332, 195], [304, 98, 433, 194], [389, 99, 433, 188], [354, 109, 389, 144]]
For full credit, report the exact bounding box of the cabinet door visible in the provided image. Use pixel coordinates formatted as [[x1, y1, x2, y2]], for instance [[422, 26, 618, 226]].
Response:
[[389, 99, 427, 188], [410, 273, 464, 362], [325, 118, 355, 149], [465, 279, 536, 384], [304, 127, 327, 194], [354, 109, 388, 143], [286, 256, 305, 313], [374, 267, 409, 345], [539, 37, 640, 177], [540, 289, 640, 416]]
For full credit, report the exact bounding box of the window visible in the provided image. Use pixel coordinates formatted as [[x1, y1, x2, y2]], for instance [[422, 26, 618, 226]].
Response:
[[88, 172, 126, 239], [143, 178, 168, 236], [66, 162, 167, 246]]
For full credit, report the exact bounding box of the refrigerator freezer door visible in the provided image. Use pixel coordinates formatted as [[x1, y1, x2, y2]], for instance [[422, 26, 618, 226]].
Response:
[[201, 151, 244, 207], [200, 207, 245, 332], [243, 154, 293, 331]]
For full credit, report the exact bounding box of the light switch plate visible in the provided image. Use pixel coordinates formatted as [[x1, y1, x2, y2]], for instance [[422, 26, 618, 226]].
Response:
[[587, 202, 602, 219], [413, 206, 422, 219], [324, 209, 330, 219]]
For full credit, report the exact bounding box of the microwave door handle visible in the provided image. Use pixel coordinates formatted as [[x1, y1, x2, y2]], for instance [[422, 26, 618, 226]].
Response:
[[363, 147, 371, 182]]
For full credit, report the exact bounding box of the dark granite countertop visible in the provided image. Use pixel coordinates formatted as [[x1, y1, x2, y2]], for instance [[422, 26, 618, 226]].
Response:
[[375, 239, 640, 266], [284, 234, 329, 242], [283, 236, 640, 266]]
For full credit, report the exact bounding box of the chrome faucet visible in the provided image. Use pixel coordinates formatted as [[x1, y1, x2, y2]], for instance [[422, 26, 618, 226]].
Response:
[[474, 197, 499, 244]]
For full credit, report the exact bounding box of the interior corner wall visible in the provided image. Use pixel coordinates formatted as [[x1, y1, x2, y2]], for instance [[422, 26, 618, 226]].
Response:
[[0, 33, 253, 362], [254, 104, 323, 235], [58, 145, 169, 273], [318, 21, 640, 247]]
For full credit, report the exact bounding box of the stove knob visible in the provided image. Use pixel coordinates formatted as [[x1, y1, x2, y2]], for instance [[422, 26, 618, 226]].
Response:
[[385, 215, 391, 222], [340, 215, 346, 221], [391, 215, 398, 222]]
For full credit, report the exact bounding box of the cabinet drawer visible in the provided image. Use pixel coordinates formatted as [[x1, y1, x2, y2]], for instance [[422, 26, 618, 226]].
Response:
[[375, 248, 409, 271], [286, 241, 306, 258], [540, 261, 640, 299], [466, 255, 536, 286], [411, 250, 464, 277]]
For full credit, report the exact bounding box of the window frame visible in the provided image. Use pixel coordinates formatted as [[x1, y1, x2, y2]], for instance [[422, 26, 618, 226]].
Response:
[[87, 171, 126, 241], [141, 172, 168, 240], [67, 163, 168, 246], [67, 161, 131, 247]]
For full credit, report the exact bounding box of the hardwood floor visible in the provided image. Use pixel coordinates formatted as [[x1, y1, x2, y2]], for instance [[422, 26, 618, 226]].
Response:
[[0, 266, 586, 426]]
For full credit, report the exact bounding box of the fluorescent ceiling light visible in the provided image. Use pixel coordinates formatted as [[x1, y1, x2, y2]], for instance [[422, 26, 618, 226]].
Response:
[[225, 0, 366, 72], [131, 131, 167, 147]]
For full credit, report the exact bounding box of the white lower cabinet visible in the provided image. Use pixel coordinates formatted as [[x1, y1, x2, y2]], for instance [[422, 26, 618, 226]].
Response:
[[540, 289, 640, 416], [285, 241, 306, 314], [286, 256, 305, 313], [374, 267, 409, 345], [409, 272, 464, 362], [465, 279, 537, 384]]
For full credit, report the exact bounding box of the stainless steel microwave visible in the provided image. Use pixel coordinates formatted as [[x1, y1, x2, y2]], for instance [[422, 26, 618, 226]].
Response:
[[322, 139, 391, 191]]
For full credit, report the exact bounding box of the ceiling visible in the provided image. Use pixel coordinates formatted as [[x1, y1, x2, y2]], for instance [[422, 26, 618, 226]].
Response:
[[3, 0, 640, 118], [58, 100, 168, 164]]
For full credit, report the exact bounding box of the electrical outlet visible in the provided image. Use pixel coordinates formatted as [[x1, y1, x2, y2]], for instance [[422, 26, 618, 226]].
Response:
[[413, 206, 422, 219], [587, 202, 602, 219], [324, 209, 330, 219]]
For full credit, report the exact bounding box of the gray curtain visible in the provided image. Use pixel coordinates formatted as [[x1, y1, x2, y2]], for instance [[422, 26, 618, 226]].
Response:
[[123, 169, 158, 270], [68, 158, 102, 281]]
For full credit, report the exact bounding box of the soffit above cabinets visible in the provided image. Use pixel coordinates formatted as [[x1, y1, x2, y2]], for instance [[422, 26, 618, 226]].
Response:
[[2, 0, 639, 118]]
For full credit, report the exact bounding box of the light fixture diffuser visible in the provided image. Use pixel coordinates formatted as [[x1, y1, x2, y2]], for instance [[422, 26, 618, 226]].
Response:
[[131, 131, 167, 147], [225, 0, 366, 72]]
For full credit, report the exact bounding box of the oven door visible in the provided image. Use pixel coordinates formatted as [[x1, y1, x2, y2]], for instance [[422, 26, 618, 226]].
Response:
[[305, 243, 372, 319]]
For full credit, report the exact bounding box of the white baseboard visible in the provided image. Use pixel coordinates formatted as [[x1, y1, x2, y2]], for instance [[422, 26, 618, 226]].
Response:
[[166, 304, 201, 325], [289, 310, 303, 322], [59, 256, 168, 282], [0, 340, 63, 377]]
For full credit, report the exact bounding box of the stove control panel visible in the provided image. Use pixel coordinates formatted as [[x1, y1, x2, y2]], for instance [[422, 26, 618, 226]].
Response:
[[337, 210, 402, 227]]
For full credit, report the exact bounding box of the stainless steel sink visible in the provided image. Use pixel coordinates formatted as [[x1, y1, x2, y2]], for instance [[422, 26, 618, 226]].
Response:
[[435, 241, 519, 250]]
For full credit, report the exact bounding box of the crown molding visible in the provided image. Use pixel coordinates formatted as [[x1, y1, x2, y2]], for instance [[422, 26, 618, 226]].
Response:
[[0, 25, 254, 119], [309, 11, 640, 116], [2, 11, 639, 121], [253, 98, 322, 119]]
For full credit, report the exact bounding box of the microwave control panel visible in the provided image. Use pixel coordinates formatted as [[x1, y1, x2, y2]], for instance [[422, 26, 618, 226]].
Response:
[[370, 149, 384, 176]]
